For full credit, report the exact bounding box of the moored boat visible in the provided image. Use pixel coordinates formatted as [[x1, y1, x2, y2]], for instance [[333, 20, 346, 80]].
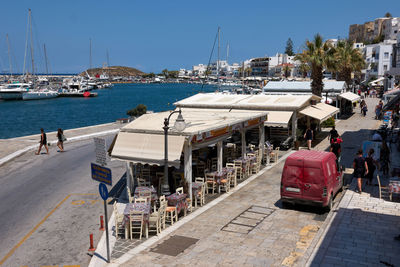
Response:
[[22, 89, 59, 100], [0, 83, 31, 100]]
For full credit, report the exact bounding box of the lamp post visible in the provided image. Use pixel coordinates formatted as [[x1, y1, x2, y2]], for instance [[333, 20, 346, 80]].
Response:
[[162, 109, 186, 195]]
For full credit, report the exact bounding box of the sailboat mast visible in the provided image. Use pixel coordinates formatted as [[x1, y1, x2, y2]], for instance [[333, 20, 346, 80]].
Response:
[[23, 10, 30, 77], [217, 26, 220, 86], [29, 9, 35, 77], [89, 38, 92, 70], [44, 44, 49, 75], [6, 34, 12, 78]]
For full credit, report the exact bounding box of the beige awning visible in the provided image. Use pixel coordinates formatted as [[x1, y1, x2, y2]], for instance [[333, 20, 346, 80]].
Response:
[[338, 92, 360, 102], [264, 111, 293, 128], [111, 132, 185, 167], [299, 103, 339, 122]]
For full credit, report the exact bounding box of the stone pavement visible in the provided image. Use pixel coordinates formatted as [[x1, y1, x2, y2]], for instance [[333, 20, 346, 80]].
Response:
[[0, 122, 123, 166]]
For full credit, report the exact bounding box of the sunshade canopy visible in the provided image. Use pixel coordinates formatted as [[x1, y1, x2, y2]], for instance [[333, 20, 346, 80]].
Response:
[[299, 103, 339, 122], [111, 132, 185, 167], [264, 111, 293, 128], [338, 92, 361, 102]]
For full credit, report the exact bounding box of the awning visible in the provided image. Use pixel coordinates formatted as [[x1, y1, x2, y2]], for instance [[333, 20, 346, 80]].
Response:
[[111, 132, 185, 167], [299, 103, 339, 122], [338, 92, 360, 103], [264, 111, 293, 128]]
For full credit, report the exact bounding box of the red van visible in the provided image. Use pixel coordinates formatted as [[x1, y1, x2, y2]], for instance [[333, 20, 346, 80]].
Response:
[[280, 150, 344, 210]]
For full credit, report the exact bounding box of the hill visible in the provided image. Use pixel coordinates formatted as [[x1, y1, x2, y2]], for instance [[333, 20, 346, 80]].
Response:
[[79, 66, 145, 77]]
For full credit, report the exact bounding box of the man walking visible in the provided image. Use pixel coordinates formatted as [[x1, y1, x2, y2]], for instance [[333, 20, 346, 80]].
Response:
[[35, 128, 49, 155]]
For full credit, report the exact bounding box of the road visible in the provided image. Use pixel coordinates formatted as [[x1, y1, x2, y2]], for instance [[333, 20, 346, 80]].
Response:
[[0, 135, 126, 267]]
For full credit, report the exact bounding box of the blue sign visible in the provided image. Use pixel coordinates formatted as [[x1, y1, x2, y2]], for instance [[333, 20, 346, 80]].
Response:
[[99, 183, 109, 200], [91, 163, 112, 186]]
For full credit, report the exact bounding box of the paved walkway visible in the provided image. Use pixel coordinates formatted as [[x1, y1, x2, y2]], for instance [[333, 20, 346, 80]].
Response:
[[0, 122, 123, 166]]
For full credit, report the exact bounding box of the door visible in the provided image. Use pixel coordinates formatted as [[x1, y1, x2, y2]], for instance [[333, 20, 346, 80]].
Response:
[[302, 166, 323, 201]]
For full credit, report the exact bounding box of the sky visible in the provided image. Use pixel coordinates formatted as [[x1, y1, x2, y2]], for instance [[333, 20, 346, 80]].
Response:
[[0, 0, 399, 74]]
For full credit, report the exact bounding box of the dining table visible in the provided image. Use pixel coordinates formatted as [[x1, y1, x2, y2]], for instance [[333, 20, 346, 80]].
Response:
[[120, 202, 151, 238], [166, 192, 187, 214], [192, 182, 203, 197], [134, 186, 158, 202]]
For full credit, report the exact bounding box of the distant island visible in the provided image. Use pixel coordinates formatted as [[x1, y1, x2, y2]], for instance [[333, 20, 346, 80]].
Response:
[[79, 66, 145, 77]]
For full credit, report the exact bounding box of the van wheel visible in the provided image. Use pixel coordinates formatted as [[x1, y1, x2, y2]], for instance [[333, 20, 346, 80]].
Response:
[[326, 195, 333, 211]]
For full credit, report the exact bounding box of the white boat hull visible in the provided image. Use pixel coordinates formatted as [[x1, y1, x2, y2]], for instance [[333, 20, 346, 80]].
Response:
[[22, 91, 59, 100], [0, 92, 23, 100]]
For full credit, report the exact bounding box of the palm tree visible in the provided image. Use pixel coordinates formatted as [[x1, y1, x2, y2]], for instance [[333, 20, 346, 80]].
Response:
[[334, 40, 364, 89], [298, 63, 310, 78], [295, 34, 334, 96]]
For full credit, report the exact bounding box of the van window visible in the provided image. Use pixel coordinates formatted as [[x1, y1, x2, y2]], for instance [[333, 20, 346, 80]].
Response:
[[303, 167, 322, 184]]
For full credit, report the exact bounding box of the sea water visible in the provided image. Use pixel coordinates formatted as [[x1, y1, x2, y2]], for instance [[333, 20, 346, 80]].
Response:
[[0, 83, 217, 139]]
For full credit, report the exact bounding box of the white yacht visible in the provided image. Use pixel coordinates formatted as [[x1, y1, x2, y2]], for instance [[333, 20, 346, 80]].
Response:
[[0, 83, 31, 100], [22, 88, 58, 100]]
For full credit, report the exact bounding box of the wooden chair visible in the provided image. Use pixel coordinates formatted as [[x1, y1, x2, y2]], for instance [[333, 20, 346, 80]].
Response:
[[129, 211, 144, 240], [156, 172, 164, 195], [127, 187, 134, 203], [211, 157, 218, 171], [134, 197, 147, 204], [226, 167, 237, 188], [233, 160, 244, 181], [196, 161, 206, 177], [219, 174, 230, 193], [377, 174, 391, 200], [165, 206, 178, 225], [138, 189, 152, 203], [194, 178, 205, 207], [270, 147, 280, 163], [205, 173, 217, 194], [172, 172, 183, 189], [159, 197, 167, 229], [113, 203, 125, 239], [185, 198, 192, 215], [149, 206, 162, 236], [176, 187, 184, 195]]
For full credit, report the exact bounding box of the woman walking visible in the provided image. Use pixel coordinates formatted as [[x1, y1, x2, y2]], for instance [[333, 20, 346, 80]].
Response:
[[365, 148, 379, 186], [36, 128, 49, 155], [304, 127, 313, 150], [353, 149, 368, 193], [57, 128, 65, 152]]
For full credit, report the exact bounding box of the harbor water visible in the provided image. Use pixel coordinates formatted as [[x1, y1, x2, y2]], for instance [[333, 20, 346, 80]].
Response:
[[0, 83, 217, 139]]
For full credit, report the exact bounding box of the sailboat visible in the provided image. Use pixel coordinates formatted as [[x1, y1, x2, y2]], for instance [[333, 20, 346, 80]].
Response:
[[22, 9, 58, 101]]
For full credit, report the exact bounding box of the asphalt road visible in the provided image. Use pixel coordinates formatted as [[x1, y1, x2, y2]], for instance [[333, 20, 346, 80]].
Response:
[[0, 135, 126, 267]]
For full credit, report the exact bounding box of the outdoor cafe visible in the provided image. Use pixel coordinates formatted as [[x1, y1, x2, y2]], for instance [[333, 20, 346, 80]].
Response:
[[110, 107, 269, 239]]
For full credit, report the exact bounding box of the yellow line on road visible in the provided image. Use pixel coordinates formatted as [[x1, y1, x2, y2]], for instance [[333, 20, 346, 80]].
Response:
[[0, 195, 71, 266]]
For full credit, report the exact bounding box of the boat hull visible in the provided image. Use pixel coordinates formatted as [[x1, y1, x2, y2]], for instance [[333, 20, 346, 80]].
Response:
[[0, 92, 23, 100], [22, 92, 59, 100]]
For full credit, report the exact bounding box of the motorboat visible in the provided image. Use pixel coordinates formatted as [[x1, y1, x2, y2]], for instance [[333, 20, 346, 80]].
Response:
[[22, 88, 59, 100], [0, 83, 31, 100]]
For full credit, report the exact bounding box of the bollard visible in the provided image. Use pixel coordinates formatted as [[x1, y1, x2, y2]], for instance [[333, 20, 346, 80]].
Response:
[[99, 215, 105, 231], [88, 233, 96, 251]]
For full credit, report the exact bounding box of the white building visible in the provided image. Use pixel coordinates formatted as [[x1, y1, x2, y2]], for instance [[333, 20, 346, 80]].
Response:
[[192, 64, 207, 76], [364, 41, 394, 79], [383, 17, 400, 40], [353, 43, 365, 50]]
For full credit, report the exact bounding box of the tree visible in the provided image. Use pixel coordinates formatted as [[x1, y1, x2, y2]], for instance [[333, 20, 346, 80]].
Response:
[[162, 69, 169, 78], [385, 12, 392, 18], [298, 63, 310, 78], [295, 34, 334, 96], [285, 38, 294, 56], [333, 40, 364, 89], [126, 104, 147, 117], [283, 64, 292, 78]]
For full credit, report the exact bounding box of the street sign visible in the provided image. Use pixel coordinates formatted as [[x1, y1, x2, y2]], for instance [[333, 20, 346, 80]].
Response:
[[99, 183, 109, 200], [94, 137, 107, 166], [91, 163, 112, 186]]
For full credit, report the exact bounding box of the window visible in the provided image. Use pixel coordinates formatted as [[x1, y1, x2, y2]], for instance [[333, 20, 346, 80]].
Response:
[[384, 65, 388, 71], [384, 52, 389, 59]]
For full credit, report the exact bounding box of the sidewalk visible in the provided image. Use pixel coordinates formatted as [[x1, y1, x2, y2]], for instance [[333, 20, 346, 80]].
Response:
[[0, 122, 123, 166], [304, 98, 400, 266]]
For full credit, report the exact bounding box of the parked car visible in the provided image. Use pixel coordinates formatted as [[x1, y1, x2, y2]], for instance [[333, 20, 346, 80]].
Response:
[[280, 150, 344, 210]]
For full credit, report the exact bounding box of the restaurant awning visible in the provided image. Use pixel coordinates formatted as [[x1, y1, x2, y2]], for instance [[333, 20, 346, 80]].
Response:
[[338, 92, 361, 103], [299, 103, 339, 122], [111, 132, 185, 167], [264, 111, 293, 128]]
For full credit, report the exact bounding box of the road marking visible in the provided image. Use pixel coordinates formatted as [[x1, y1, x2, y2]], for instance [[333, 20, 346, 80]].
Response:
[[0, 195, 71, 265], [281, 224, 319, 266], [71, 200, 85, 205]]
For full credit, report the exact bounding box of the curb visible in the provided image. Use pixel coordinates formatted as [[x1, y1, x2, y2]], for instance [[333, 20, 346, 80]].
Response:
[[88, 151, 295, 267], [0, 129, 119, 167]]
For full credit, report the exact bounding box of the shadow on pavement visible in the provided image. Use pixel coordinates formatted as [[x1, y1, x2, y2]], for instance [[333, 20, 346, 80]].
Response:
[[309, 207, 400, 267]]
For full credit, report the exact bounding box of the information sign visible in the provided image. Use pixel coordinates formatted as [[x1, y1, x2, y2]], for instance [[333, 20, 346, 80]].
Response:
[[91, 163, 112, 186], [94, 137, 107, 166]]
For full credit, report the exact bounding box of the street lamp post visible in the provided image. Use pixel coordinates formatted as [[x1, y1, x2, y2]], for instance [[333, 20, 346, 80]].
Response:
[[162, 109, 186, 196]]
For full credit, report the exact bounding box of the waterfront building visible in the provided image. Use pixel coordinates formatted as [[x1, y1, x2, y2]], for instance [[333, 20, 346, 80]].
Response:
[[250, 57, 269, 77], [192, 64, 207, 76], [383, 17, 400, 40], [364, 41, 395, 79]]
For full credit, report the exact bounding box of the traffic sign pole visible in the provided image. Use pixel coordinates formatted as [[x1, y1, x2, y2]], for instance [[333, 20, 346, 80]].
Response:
[[99, 183, 110, 263]]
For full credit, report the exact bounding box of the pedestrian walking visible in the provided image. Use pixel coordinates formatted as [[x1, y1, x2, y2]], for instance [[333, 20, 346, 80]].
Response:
[[328, 126, 339, 143], [330, 138, 341, 170], [365, 148, 379, 186], [35, 128, 49, 155], [56, 128, 66, 152], [360, 100, 365, 114], [353, 149, 368, 193], [304, 127, 313, 150], [362, 103, 368, 117]]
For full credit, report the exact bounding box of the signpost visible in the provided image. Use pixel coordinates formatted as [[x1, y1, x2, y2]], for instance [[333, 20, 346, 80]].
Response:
[[94, 137, 107, 166], [91, 163, 112, 186], [99, 183, 110, 263]]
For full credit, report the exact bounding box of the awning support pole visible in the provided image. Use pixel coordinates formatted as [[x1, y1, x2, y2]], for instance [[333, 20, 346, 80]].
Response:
[[125, 162, 131, 200], [259, 124, 265, 162], [292, 112, 297, 141], [241, 127, 246, 158], [217, 141, 223, 172], [184, 142, 192, 203]]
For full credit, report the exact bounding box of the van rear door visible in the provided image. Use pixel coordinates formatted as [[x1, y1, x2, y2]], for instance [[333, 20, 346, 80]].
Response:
[[302, 164, 324, 201], [282, 160, 303, 196]]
